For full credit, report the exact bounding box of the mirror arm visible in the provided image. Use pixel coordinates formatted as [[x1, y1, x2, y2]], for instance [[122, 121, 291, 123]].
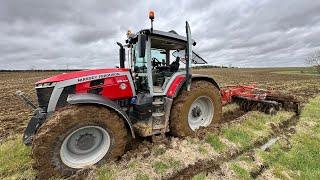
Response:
[[138, 34, 147, 58]]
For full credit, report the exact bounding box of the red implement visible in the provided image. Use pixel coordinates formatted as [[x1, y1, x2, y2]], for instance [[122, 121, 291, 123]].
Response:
[[220, 84, 300, 115], [220, 84, 267, 105]]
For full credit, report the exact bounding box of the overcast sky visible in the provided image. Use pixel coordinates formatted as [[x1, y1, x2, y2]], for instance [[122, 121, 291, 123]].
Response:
[[1, 0, 320, 69]]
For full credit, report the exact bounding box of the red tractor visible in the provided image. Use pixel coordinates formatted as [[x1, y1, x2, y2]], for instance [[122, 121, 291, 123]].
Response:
[[22, 13, 222, 177]]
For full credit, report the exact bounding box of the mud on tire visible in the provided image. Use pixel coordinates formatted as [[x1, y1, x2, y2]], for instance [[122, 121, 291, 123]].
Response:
[[32, 105, 128, 178], [170, 81, 222, 137]]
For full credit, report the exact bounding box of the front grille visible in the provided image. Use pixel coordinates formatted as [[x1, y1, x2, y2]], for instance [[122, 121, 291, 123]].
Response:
[[36, 87, 54, 109]]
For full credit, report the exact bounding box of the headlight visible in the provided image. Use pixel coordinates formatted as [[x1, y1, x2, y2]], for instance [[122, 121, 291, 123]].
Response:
[[36, 82, 57, 89]]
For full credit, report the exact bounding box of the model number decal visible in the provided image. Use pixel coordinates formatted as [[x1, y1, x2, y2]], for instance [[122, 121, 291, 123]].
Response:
[[117, 79, 129, 83], [77, 72, 121, 82]]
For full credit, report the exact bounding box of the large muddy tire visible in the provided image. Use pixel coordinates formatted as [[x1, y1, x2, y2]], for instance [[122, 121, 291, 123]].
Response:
[[170, 81, 222, 137], [32, 105, 128, 178]]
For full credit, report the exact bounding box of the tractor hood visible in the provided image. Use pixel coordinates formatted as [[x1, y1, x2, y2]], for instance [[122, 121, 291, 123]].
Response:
[[36, 68, 130, 84]]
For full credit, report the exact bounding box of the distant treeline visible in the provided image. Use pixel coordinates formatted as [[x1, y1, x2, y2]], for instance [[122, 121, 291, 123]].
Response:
[[0, 69, 82, 72], [192, 65, 237, 69]]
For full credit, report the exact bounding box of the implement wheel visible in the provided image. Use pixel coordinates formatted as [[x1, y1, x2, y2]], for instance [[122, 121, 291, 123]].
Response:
[[32, 105, 128, 178], [170, 81, 222, 137]]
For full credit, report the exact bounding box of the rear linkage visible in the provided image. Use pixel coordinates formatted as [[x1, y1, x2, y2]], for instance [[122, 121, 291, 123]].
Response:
[[220, 84, 301, 115]]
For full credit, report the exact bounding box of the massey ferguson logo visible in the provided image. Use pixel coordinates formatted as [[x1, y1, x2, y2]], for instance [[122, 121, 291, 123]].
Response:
[[77, 72, 121, 82]]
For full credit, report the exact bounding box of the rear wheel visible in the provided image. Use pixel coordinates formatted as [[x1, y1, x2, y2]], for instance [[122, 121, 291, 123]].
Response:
[[188, 96, 214, 130], [32, 105, 128, 178], [170, 81, 222, 137]]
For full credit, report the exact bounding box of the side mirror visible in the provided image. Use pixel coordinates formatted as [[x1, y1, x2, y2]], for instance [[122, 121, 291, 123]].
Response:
[[138, 34, 147, 58]]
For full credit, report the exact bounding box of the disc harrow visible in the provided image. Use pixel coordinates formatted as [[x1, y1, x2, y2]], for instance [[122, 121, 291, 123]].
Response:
[[220, 84, 300, 115]]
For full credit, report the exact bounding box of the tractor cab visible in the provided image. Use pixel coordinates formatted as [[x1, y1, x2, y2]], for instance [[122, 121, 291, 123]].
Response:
[[121, 28, 207, 95], [129, 29, 189, 94], [115, 11, 207, 97]]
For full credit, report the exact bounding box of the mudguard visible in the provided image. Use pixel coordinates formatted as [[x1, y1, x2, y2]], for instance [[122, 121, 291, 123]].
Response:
[[169, 74, 220, 98], [67, 93, 135, 138], [192, 74, 220, 90]]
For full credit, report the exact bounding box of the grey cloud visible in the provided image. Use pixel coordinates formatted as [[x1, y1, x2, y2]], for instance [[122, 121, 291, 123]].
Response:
[[1, 0, 320, 69], [0, 1, 73, 24], [71, 27, 118, 44]]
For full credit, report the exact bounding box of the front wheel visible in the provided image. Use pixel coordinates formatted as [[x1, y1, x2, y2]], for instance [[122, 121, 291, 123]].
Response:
[[60, 125, 111, 169], [170, 81, 222, 137], [32, 105, 128, 178]]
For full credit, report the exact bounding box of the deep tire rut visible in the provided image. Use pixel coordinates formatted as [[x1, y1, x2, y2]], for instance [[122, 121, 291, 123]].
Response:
[[250, 115, 299, 179], [166, 115, 299, 180], [122, 108, 248, 162]]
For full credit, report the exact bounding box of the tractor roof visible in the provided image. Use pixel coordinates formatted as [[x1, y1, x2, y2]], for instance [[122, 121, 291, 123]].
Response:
[[127, 29, 196, 47], [133, 29, 196, 50], [143, 29, 196, 45], [126, 28, 206, 64]]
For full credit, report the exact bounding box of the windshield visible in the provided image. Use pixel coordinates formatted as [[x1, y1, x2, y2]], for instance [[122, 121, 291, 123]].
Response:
[[151, 48, 166, 64]]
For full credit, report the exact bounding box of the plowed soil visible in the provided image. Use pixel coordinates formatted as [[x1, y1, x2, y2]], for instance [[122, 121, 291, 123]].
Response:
[[0, 71, 59, 141]]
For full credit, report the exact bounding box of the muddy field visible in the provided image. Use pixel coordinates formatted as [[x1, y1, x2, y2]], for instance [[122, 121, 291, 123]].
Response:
[[0, 68, 320, 179], [0, 68, 319, 141]]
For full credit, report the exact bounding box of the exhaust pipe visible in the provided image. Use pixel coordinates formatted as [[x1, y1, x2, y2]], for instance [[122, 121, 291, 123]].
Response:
[[117, 42, 126, 68]]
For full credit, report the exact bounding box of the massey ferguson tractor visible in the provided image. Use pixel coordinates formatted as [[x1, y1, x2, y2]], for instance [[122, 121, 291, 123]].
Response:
[[18, 12, 300, 177]]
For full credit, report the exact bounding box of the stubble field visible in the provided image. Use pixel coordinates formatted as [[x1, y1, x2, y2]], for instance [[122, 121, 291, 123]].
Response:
[[0, 67, 319, 179]]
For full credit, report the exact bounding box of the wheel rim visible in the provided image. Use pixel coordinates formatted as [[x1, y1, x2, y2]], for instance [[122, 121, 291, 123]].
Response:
[[60, 126, 111, 168], [188, 96, 214, 131]]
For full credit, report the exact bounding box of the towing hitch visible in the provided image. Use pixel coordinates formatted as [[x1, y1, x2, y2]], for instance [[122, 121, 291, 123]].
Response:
[[15, 90, 37, 110]]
